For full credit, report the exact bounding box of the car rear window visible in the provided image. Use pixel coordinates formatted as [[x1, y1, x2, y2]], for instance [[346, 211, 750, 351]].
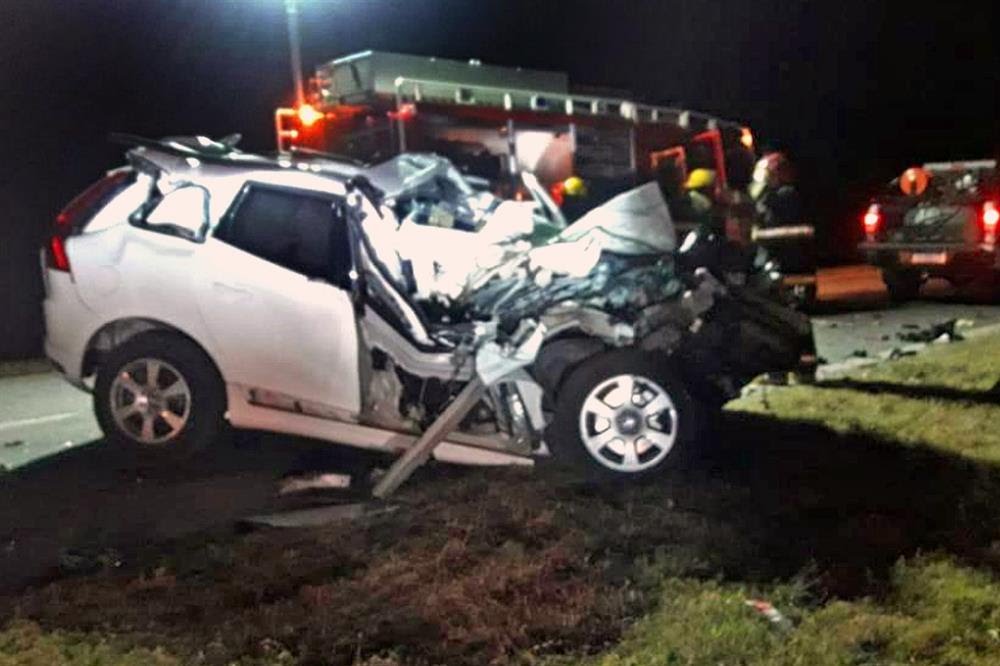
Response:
[[215, 185, 352, 286]]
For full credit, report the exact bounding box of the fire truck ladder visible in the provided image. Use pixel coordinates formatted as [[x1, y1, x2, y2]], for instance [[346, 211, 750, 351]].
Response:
[[389, 76, 740, 151]]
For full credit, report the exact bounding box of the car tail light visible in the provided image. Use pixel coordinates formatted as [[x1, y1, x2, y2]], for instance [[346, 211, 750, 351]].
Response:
[[46, 170, 133, 272], [862, 203, 881, 235], [48, 236, 71, 272], [984, 200, 999, 244]]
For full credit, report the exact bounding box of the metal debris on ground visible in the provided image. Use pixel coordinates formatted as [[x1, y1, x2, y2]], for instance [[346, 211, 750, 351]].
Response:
[[896, 319, 963, 344], [241, 503, 398, 529], [886, 347, 918, 360], [278, 473, 352, 495], [745, 599, 794, 633]]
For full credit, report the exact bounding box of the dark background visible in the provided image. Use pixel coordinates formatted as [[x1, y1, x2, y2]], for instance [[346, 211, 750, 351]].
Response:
[[2, 0, 998, 359]]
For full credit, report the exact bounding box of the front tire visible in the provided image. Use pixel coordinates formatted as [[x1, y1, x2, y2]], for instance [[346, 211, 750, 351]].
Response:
[[548, 349, 699, 480], [94, 331, 226, 462]]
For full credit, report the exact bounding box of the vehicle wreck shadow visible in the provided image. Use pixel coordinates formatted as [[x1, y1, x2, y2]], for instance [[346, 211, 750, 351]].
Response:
[[637, 410, 1000, 596], [0, 431, 373, 594], [816, 378, 1000, 406]]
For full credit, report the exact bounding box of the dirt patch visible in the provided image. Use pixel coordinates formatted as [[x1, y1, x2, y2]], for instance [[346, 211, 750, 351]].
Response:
[[3, 412, 1000, 664]]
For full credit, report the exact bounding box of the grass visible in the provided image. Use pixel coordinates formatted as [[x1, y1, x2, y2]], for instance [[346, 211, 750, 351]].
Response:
[[2, 334, 1000, 664], [731, 332, 1000, 462], [567, 332, 1000, 666], [568, 556, 1000, 666], [0, 620, 179, 666]]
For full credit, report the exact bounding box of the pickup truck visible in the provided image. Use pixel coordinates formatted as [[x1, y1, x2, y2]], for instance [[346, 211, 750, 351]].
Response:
[[858, 160, 999, 301]]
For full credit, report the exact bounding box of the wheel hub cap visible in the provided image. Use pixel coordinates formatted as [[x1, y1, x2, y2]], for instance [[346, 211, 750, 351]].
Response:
[[109, 358, 191, 445], [578, 373, 679, 474], [615, 408, 643, 436]]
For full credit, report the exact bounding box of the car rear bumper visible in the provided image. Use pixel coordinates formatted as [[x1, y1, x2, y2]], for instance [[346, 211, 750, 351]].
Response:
[[858, 242, 999, 274], [41, 266, 99, 388]]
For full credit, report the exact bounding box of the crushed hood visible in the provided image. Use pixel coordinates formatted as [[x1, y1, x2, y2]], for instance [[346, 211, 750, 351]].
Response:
[[557, 182, 676, 255]]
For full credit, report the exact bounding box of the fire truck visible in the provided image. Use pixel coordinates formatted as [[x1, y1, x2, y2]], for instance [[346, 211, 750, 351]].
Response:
[[276, 52, 827, 303], [276, 51, 758, 238]]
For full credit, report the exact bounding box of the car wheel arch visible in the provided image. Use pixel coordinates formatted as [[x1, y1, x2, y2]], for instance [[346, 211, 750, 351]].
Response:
[[82, 318, 224, 393], [532, 335, 608, 399]]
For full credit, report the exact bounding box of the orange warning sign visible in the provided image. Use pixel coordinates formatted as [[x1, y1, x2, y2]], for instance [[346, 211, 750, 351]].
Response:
[[900, 166, 930, 196]]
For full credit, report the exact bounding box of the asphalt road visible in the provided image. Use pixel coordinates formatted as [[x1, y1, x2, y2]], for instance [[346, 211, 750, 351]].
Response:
[[813, 300, 1000, 364], [1, 297, 999, 592], [0, 372, 99, 471]]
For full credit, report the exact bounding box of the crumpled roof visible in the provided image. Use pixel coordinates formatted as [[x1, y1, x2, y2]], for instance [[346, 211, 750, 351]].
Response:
[[363, 153, 474, 201]]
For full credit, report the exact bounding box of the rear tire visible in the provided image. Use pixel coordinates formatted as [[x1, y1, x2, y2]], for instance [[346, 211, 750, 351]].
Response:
[[547, 349, 700, 480], [882, 268, 922, 303], [94, 331, 226, 463]]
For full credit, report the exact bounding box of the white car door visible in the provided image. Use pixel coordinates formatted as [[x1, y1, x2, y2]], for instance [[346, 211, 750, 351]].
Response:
[[196, 182, 361, 415]]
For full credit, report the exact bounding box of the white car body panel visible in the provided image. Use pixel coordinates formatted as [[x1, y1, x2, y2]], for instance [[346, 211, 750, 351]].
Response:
[[225, 384, 531, 466], [39, 145, 552, 469], [41, 268, 97, 384]]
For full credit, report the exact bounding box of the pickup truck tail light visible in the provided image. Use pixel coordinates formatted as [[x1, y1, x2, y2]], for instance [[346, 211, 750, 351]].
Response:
[[862, 203, 881, 237], [983, 201, 999, 245], [46, 170, 133, 273]]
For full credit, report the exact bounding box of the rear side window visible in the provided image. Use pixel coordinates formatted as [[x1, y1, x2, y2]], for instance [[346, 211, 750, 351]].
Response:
[[215, 184, 352, 286]]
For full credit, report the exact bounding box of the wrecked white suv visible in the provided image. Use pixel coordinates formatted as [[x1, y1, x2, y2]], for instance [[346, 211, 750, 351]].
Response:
[[42, 135, 814, 483]]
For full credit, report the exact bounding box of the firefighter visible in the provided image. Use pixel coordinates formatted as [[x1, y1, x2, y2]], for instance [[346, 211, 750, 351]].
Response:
[[749, 151, 816, 287], [750, 152, 801, 227], [681, 168, 721, 233], [554, 175, 592, 223]]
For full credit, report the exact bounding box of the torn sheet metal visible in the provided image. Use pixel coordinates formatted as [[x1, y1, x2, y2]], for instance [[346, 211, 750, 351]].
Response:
[[557, 182, 677, 255], [464, 253, 684, 328], [365, 153, 475, 201], [476, 322, 548, 385], [364, 357, 417, 432]]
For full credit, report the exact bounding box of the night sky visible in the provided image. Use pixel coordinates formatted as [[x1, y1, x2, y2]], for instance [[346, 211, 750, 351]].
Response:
[[2, 0, 998, 357]]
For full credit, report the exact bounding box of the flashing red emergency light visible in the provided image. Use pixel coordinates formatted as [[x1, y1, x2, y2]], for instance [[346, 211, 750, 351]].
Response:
[[297, 104, 324, 127], [863, 203, 881, 234], [388, 103, 418, 121]]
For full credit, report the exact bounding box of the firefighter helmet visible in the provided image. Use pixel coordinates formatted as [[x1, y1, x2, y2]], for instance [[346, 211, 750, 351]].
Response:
[[563, 176, 587, 197], [684, 168, 716, 191]]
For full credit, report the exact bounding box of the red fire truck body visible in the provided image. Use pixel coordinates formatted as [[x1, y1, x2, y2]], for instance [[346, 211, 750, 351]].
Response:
[[278, 51, 756, 227]]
